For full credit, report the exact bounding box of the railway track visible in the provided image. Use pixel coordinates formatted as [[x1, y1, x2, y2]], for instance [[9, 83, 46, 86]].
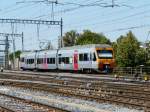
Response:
[[1, 70, 150, 91], [0, 91, 67, 112], [0, 78, 149, 111], [4, 69, 141, 79], [2, 70, 149, 86], [0, 70, 149, 111]]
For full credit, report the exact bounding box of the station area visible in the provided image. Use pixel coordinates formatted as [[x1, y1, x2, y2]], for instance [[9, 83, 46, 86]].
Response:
[[0, 0, 150, 112]]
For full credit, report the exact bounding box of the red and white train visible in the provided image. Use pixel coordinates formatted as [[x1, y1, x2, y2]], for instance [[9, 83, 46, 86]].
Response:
[[20, 44, 115, 73]]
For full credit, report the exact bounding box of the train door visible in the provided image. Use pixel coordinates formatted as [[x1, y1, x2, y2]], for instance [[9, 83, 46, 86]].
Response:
[[34, 52, 37, 69], [43, 53, 48, 69], [92, 52, 97, 70], [73, 51, 78, 71], [36, 52, 39, 69]]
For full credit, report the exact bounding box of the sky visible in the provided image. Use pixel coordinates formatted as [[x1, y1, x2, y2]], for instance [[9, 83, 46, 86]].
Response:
[[0, 0, 150, 51]]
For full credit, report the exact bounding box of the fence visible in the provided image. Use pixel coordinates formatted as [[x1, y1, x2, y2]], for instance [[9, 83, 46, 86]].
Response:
[[113, 67, 150, 77]]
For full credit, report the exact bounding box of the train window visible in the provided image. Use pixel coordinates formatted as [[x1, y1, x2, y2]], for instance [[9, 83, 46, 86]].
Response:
[[31, 59, 33, 64], [97, 50, 113, 59], [28, 59, 29, 64], [41, 59, 43, 64], [26, 59, 28, 64], [47, 58, 55, 64], [37, 58, 43, 64], [27, 59, 34, 64], [52, 58, 55, 64], [32, 59, 34, 64], [59, 58, 61, 64], [79, 54, 84, 61], [37, 59, 40, 64], [47, 58, 51, 64], [47, 58, 49, 64], [69, 57, 73, 64], [84, 53, 88, 61], [21, 58, 24, 62], [79, 54, 89, 61], [62, 57, 65, 63], [59, 57, 69, 64], [65, 57, 69, 64], [93, 53, 96, 61]]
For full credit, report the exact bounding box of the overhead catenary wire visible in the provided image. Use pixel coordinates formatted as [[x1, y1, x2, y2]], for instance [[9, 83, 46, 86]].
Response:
[[0, 0, 149, 50], [104, 24, 150, 33], [0, 3, 36, 16], [63, 7, 150, 29]]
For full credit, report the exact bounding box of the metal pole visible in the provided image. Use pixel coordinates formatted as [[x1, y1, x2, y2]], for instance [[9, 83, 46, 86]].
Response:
[[11, 23, 16, 69], [21, 32, 24, 52], [60, 18, 63, 48], [5, 35, 9, 69], [112, 0, 114, 7]]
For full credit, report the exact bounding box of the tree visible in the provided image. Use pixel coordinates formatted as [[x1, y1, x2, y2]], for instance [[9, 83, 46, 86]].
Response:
[[145, 41, 150, 66], [115, 31, 146, 67], [9, 50, 21, 61], [76, 30, 111, 45], [63, 30, 79, 47], [111, 42, 117, 58]]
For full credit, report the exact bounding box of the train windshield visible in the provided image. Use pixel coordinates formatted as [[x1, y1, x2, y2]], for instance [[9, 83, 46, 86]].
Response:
[[97, 50, 113, 59]]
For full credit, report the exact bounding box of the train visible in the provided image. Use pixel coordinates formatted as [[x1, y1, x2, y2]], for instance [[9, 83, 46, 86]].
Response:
[[20, 44, 115, 73]]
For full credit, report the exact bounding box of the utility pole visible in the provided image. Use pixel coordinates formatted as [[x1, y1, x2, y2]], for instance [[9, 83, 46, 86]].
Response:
[[11, 23, 16, 69], [0, 18, 63, 50], [112, 0, 114, 7], [60, 18, 63, 48], [0, 32, 24, 69], [12, 37, 16, 69], [5, 35, 9, 69], [21, 32, 24, 52]]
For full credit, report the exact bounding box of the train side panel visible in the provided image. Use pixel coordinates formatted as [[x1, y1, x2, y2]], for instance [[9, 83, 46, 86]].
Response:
[[20, 53, 27, 70], [58, 47, 99, 72], [46, 50, 57, 70], [20, 52, 36, 70], [77, 48, 97, 71], [58, 49, 74, 70], [20, 44, 115, 72], [36, 50, 57, 70]]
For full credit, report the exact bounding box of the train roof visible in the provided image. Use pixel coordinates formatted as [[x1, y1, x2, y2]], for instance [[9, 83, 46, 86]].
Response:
[[21, 44, 112, 55], [60, 44, 112, 50]]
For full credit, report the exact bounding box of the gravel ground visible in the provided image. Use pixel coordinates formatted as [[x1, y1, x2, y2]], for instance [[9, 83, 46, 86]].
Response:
[[0, 86, 144, 112]]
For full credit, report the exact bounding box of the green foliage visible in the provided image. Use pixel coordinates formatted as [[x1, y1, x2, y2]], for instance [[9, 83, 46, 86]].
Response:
[[111, 42, 117, 58], [115, 31, 146, 67], [76, 30, 111, 45], [135, 48, 146, 65], [145, 41, 150, 66], [63, 30, 79, 47], [9, 50, 21, 61], [63, 30, 111, 47], [146, 59, 150, 66]]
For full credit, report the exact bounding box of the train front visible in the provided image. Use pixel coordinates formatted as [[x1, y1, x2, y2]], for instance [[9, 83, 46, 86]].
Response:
[[96, 47, 115, 72]]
